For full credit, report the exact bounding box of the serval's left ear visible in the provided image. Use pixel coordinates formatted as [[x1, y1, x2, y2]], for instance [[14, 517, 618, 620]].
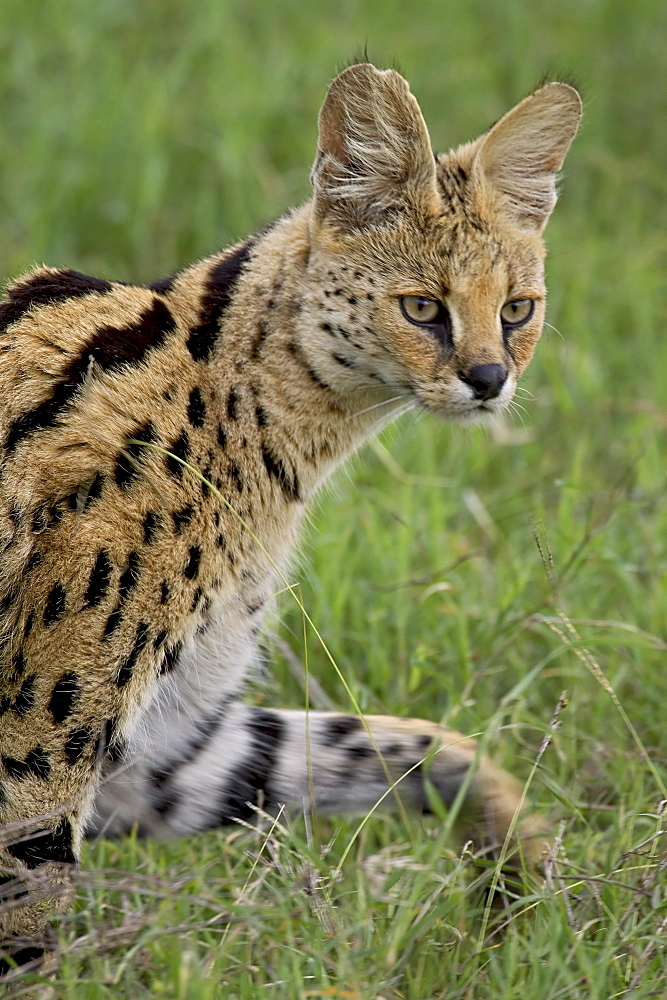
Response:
[[472, 82, 583, 233], [311, 63, 440, 228]]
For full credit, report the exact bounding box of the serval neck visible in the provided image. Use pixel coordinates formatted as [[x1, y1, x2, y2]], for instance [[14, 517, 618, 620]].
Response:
[[189, 206, 413, 503]]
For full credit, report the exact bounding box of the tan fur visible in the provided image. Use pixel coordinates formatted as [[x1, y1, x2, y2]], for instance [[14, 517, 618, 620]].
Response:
[[0, 65, 581, 970]]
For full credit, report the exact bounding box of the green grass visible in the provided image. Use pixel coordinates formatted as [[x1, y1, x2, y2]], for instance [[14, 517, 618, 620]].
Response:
[[1, 0, 666, 996]]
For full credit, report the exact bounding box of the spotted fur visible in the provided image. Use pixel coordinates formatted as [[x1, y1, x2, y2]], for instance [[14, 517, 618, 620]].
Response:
[[0, 64, 581, 972]]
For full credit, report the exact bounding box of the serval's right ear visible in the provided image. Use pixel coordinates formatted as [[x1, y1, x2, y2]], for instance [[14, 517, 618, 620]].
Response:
[[311, 63, 440, 229]]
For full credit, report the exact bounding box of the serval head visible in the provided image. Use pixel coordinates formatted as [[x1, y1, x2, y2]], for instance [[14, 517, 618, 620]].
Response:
[[302, 63, 582, 424]]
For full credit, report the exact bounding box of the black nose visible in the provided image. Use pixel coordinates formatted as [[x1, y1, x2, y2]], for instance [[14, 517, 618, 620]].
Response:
[[458, 364, 508, 401]]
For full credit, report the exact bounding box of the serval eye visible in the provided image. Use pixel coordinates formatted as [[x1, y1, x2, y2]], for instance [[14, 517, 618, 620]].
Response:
[[500, 299, 534, 328], [400, 295, 441, 326]]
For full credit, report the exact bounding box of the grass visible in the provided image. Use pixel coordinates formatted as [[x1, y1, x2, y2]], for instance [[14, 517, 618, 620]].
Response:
[[1, 0, 666, 996]]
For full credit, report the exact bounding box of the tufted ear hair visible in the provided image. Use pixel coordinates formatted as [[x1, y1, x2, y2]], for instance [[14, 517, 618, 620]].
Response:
[[311, 63, 440, 228], [471, 82, 582, 233]]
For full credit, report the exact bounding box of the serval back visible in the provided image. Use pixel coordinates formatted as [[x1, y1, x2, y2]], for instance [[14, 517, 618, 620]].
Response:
[[0, 63, 581, 974]]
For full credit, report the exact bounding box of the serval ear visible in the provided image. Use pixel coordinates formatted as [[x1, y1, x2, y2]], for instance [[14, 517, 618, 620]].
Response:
[[471, 82, 582, 233], [311, 63, 440, 228]]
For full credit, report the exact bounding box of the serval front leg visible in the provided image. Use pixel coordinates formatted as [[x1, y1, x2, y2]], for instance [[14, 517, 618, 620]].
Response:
[[91, 702, 541, 868]]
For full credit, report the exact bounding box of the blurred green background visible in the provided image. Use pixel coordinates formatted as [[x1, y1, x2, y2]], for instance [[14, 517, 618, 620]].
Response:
[[0, 1, 665, 997]]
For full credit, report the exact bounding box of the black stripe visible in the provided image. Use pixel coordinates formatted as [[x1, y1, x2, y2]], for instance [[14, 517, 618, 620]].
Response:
[[217, 709, 284, 824], [321, 715, 363, 742], [4, 301, 173, 453], [186, 240, 256, 362], [0, 268, 113, 332], [150, 700, 228, 789]]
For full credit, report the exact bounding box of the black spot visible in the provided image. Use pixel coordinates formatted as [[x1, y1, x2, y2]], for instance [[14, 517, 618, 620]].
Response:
[[69, 472, 104, 512], [115, 421, 157, 489], [103, 603, 123, 639], [65, 726, 94, 765], [100, 716, 125, 763], [190, 587, 203, 612], [287, 339, 332, 390], [153, 629, 168, 649], [47, 501, 64, 528], [0, 946, 46, 976], [184, 545, 201, 580], [13, 675, 37, 717], [172, 504, 195, 534], [227, 387, 239, 421], [2, 746, 50, 781], [43, 582, 67, 626], [348, 297, 357, 305], [321, 715, 363, 742], [83, 471, 105, 509], [218, 709, 284, 824], [187, 387, 207, 428], [0, 269, 112, 332], [216, 533, 226, 550], [32, 507, 47, 533], [159, 640, 183, 675], [229, 462, 243, 492], [23, 610, 34, 637], [0, 874, 29, 903], [6, 817, 75, 868], [262, 446, 300, 501], [332, 353, 353, 368], [347, 743, 374, 759], [416, 735, 433, 750], [119, 551, 141, 601], [217, 424, 228, 449], [160, 581, 170, 604], [48, 672, 80, 724], [10, 650, 25, 680], [166, 430, 190, 480], [249, 320, 269, 360], [83, 549, 113, 609], [4, 302, 172, 453], [26, 551, 42, 572], [116, 621, 149, 687], [142, 511, 161, 545], [186, 239, 256, 361], [255, 405, 269, 428]]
